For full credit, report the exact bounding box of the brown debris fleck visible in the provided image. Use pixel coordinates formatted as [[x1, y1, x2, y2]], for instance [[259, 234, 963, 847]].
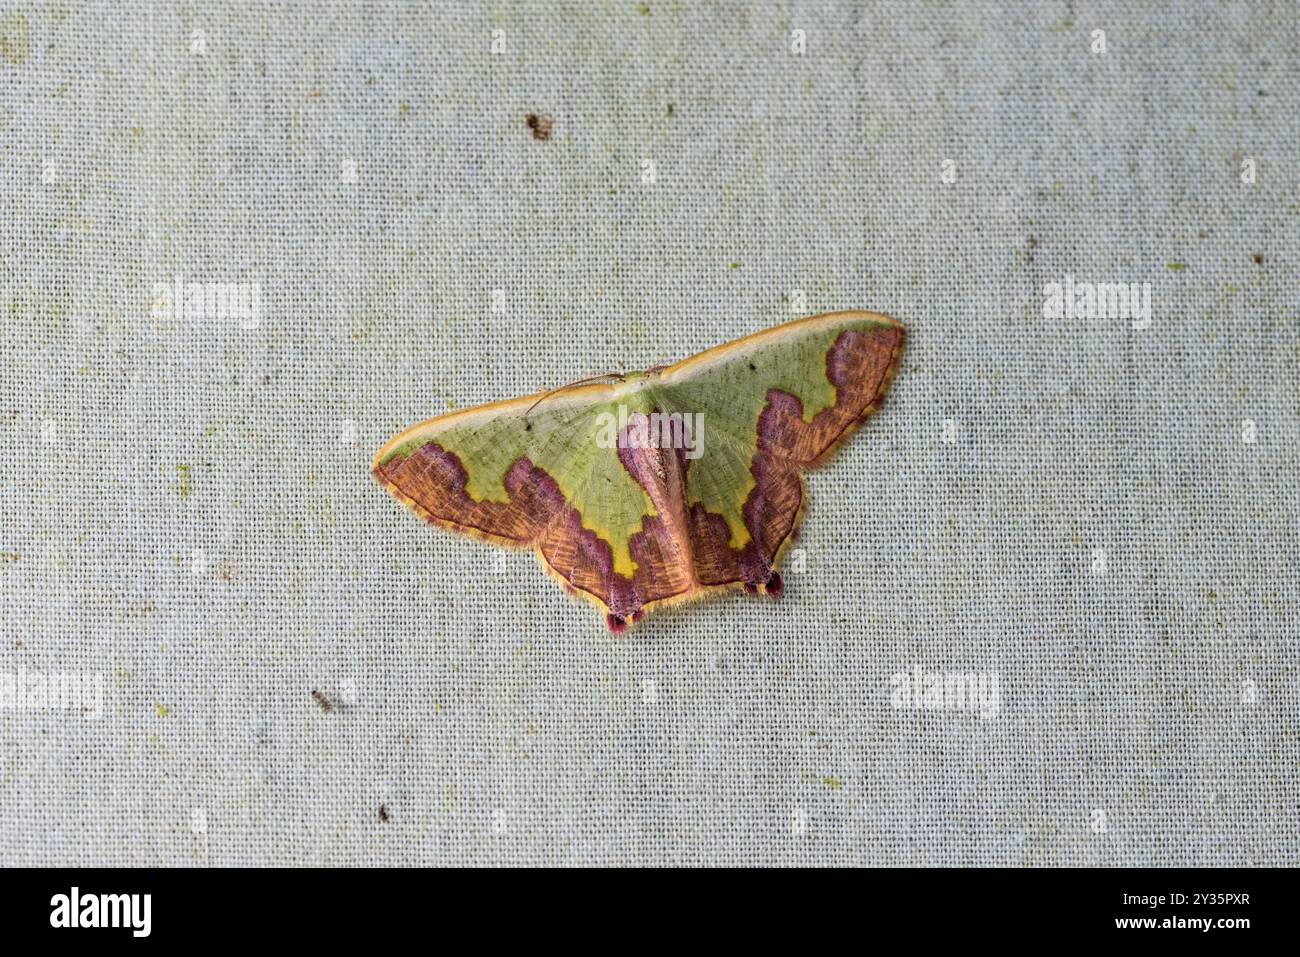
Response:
[[526, 113, 553, 141], [378, 804, 390, 822]]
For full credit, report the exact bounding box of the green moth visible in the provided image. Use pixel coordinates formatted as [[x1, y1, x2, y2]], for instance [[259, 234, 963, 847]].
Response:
[[374, 311, 905, 631]]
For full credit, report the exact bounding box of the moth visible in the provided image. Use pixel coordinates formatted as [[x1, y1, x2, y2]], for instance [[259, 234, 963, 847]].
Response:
[[374, 311, 904, 631]]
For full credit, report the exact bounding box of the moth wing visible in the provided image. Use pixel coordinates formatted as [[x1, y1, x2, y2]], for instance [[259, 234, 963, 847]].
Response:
[[651, 311, 904, 587], [373, 384, 694, 621]]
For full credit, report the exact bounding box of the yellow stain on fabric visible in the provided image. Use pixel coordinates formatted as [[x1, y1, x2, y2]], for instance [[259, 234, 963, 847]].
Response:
[[1, 10, 30, 66]]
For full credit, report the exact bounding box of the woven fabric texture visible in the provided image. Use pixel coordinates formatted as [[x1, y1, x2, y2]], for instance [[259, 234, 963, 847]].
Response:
[[1, 1, 1296, 866]]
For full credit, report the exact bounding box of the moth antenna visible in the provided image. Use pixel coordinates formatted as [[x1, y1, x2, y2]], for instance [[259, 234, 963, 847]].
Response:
[[524, 371, 626, 420]]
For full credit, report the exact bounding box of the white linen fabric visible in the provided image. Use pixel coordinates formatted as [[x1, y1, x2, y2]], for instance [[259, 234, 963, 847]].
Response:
[[1, 1, 1296, 866]]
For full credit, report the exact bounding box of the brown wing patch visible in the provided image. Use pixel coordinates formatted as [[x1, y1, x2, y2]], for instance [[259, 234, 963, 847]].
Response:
[[758, 324, 904, 466], [375, 440, 691, 624], [374, 444, 562, 544]]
